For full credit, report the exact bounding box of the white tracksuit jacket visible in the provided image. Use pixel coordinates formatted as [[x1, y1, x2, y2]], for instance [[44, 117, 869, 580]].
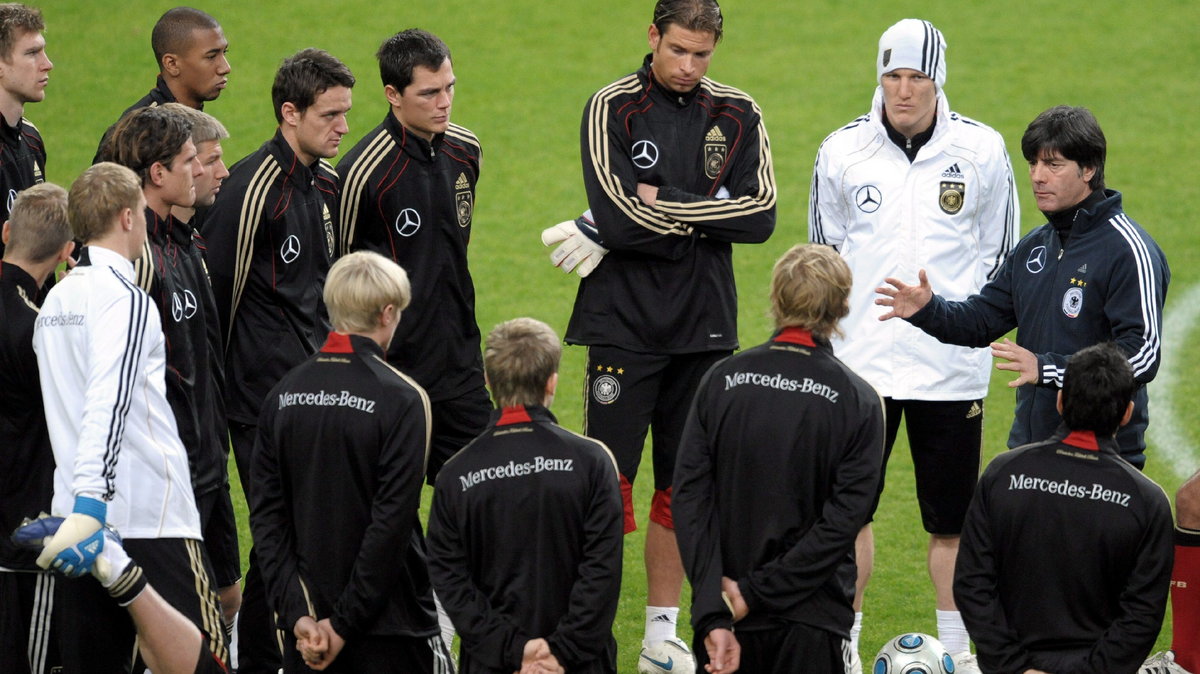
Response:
[[809, 88, 1019, 400], [33, 244, 200, 540]]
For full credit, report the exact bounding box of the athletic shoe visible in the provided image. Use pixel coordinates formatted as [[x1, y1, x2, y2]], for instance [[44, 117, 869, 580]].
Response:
[[1141, 651, 1193, 674], [638, 637, 696, 674], [952, 651, 982, 674]]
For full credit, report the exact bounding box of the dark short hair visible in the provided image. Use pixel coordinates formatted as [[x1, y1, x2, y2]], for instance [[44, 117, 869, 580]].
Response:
[[0, 3, 43, 62], [1061, 342, 1136, 436], [151, 7, 220, 69], [102, 106, 194, 186], [1021, 105, 1106, 191], [271, 48, 355, 123], [653, 0, 723, 43], [377, 29, 450, 93]]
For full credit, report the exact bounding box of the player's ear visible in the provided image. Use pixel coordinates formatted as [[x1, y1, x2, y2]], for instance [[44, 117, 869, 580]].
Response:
[[1056, 389, 1064, 416], [384, 84, 403, 108], [544, 372, 559, 404], [161, 52, 180, 77], [1119, 401, 1135, 428], [280, 101, 299, 128], [648, 23, 661, 50], [1, 220, 10, 246], [57, 240, 75, 264], [150, 161, 167, 188]]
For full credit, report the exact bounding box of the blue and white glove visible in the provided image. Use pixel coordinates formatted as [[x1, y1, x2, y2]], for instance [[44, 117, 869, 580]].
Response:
[[541, 209, 608, 278], [35, 496, 106, 577]]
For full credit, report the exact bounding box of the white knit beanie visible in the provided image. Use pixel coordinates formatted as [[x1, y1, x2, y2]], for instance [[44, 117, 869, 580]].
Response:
[[877, 19, 947, 88]]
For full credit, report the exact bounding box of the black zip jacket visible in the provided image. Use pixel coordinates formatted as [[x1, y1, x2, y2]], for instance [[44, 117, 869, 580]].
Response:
[[133, 208, 228, 496], [428, 405, 623, 673], [337, 113, 484, 402], [251, 332, 437, 640], [674, 327, 883, 640], [567, 55, 776, 353], [0, 114, 46, 260], [202, 129, 339, 424], [954, 428, 1173, 673]]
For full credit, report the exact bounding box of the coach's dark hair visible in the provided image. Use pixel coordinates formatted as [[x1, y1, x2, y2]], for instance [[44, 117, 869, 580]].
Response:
[[653, 0, 723, 42], [1021, 105, 1106, 191], [377, 29, 451, 93], [151, 7, 220, 70], [102, 106, 194, 186], [1061, 343, 1136, 436], [271, 48, 355, 123], [0, 3, 43, 62]]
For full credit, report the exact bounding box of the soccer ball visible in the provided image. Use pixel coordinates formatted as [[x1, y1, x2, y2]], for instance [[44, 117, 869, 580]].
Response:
[[638, 637, 696, 674], [873, 633, 955, 674]]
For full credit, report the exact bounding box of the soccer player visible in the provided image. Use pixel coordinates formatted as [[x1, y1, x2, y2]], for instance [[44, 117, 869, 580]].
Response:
[[954, 342, 1173, 673], [674, 244, 884, 674], [544, 1, 776, 666], [251, 251, 453, 673], [201, 48, 353, 674], [808, 19, 1018, 670], [0, 3, 51, 261], [0, 183, 71, 674], [103, 104, 242, 636], [877, 105, 1169, 468], [428, 317, 624, 674], [338, 28, 490, 484], [162, 102, 230, 226], [14, 515, 230, 674], [94, 7, 230, 163], [31, 162, 226, 671]]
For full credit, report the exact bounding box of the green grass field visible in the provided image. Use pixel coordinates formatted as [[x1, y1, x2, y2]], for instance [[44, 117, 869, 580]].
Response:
[[32, 0, 1200, 668]]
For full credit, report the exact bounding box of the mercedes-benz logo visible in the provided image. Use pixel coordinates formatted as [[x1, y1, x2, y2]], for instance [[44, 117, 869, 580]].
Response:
[[395, 208, 421, 237], [170, 289, 199, 322], [855, 185, 882, 213], [631, 140, 659, 169], [280, 234, 301, 264], [1026, 245, 1047, 274]]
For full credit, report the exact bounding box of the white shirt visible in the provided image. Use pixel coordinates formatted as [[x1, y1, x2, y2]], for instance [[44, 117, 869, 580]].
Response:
[[810, 89, 1019, 399], [33, 245, 200, 539]]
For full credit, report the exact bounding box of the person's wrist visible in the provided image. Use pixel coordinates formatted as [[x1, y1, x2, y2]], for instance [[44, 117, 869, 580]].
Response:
[[72, 495, 106, 523]]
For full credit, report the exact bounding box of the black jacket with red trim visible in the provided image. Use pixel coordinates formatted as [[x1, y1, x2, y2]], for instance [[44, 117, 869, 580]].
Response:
[[428, 405, 623, 673], [567, 54, 776, 353], [202, 129, 340, 424], [337, 112, 484, 402], [674, 327, 883, 639], [954, 427, 1173, 674], [251, 332, 437, 640], [0, 114, 46, 260], [0, 261, 52, 569], [133, 208, 229, 496]]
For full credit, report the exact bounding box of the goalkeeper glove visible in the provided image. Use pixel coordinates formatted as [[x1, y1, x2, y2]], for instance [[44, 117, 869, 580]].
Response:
[[541, 209, 608, 278], [15, 514, 145, 605], [35, 495, 105, 577]]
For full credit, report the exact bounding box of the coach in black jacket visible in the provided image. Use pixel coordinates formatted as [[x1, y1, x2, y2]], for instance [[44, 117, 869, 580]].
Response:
[[428, 318, 624, 674], [954, 343, 1172, 673], [674, 244, 884, 674], [251, 251, 451, 674]]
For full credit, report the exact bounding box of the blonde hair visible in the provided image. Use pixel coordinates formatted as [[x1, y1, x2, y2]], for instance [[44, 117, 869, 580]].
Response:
[[323, 251, 411, 333], [769, 244, 852, 339], [5, 182, 68, 262], [68, 163, 142, 243], [161, 102, 229, 144], [484, 317, 561, 408]]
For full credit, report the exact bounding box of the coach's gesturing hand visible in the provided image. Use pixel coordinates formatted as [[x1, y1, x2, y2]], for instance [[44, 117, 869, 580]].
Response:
[[875, 269, 934, 320]]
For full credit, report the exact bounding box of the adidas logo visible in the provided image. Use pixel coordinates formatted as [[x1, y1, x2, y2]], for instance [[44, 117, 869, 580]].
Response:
[[705, 125, 726, 142], [455, 172, 470, 190], [941, 163, 964, 180], [966, 401, 983, 419], [1077, 263, 1088, 274], [649, 613, 675, 624]]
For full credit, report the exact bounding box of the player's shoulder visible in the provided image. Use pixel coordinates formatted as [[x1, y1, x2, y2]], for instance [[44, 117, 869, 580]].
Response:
[[587, 72, 645, 111], [943, 110, 1009, 156], [444, 123, 480, 151], [699, 76, 758, 105], [817, 112, 877, 159], [315, 158, 338, 181], [364, 353, 431, 405]]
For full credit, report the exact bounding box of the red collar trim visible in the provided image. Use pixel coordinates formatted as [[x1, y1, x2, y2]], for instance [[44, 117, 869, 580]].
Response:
[[774, 327, 816, 347], [497, 406, 532, 426], [1063, 430, 1100, 451], [321, 332, 354, 354]]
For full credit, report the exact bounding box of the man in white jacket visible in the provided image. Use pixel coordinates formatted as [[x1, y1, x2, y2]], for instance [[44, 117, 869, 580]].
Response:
[[32, 162, 226, 672], [808, 18, 1018, 672]]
